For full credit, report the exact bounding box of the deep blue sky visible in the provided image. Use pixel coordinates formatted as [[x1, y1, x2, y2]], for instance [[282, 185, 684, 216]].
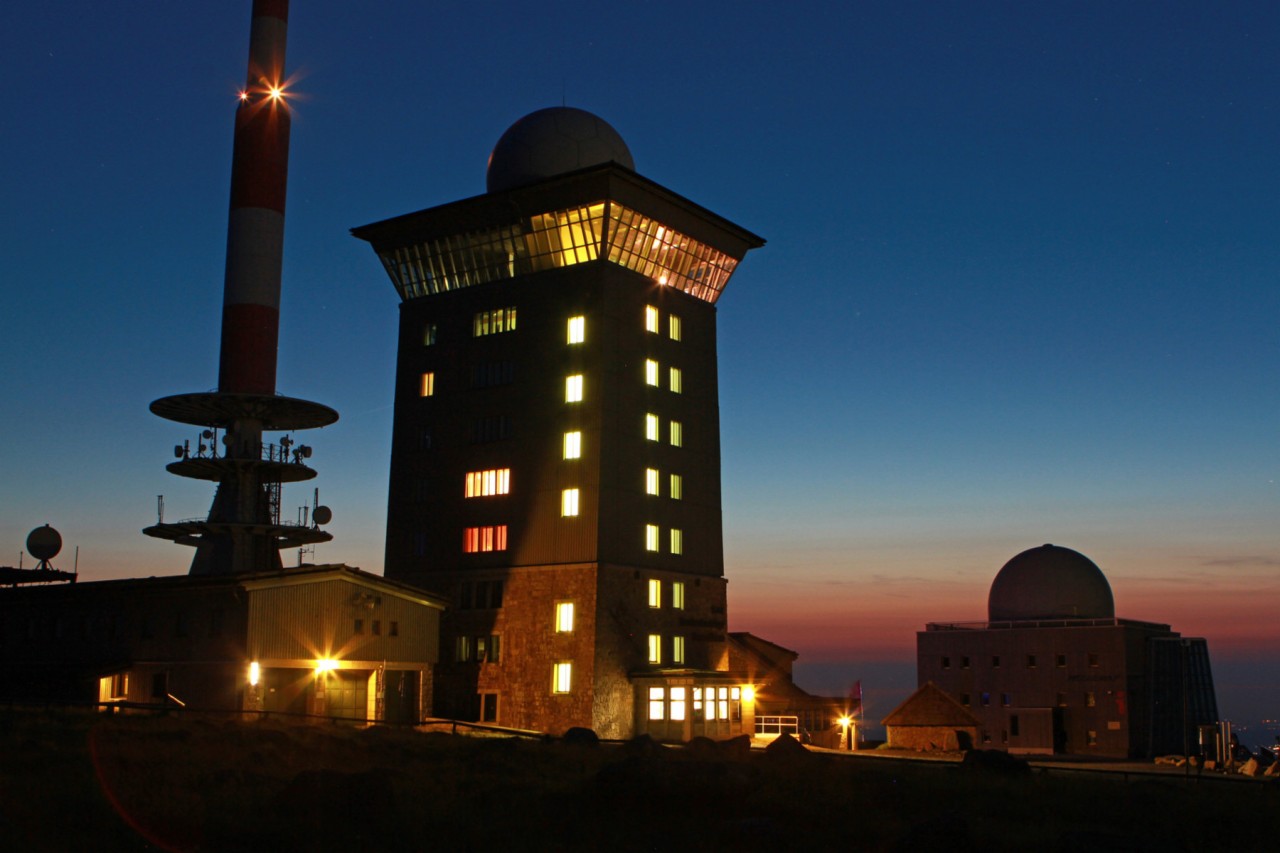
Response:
[[3, 2, 1277, 732]]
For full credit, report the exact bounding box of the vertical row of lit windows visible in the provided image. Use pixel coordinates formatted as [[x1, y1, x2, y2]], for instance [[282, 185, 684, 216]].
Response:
[[555, 602, 574, 632], [473, 307, 517, 336], [561, 488, 579, 517], [566, 315, 585, 344], [552, 662, 572, 694], [464, 468, 510, 497], [645, 524, 660, 552], [565, 375, 583, 402], [645, 359, 659, 386], [463, 525, 508, 553], [563, 431, 581, 459]]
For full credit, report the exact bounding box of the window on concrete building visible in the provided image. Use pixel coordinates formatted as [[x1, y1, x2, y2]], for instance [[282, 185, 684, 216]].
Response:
[[1087, 730, 1098, 746], [373, 620, 382, 636], [555, 602, 574, 633], [648, 686, 665, 719], [463, 525, 508, 553], [567, 315, 585, 344], [673, 636, 686, 664], [669, 420, 683, 447], [1001, 693, 1011, 707], [561, 488, 580, 517], [1010, 715, 1020, 737], [389, 621, 399, 637], [961, 693, 970, 706], [645, 359, 660, 386], [565, 374, 583, 402], [669, 367, 682, 393], [672, 582, 685, 610], [668, 315, 681, 341], [473, 307, 517, 336], [941, 656, 951, 669], [1056, 692, 1067, 707], [354, 619, 364, 635], [423, 323, 437, 346], [645, 468, 659, 495], [478, 692, 498, 722], [552, 662, 572, 694], [669, 474, 682, 500], [648, 634, 662, 664], [1085, 691, 1096, 707], [563, 431, 582, 459], [982, 731, 991, 744], [645, 524, 660, 552], [455, 636, 471, 662], [648, 579, 661, 608], [420, 372, 435, 397], [1056, 654, 1067, 668], [1026, 654, 1037, 668], [961, 656, 970, 669], [670, 686, 687, 720], [670, 528, 683, 555], [991, 655, 1001, 668], [645, 305, 659, 333], [1088, 653, 1100, 668], [980, 692, 990, 707], [470, 360, 515, 389], [645, 414, 659, 441], [464, 468, 510, 497], [476, 634, 500, 663]]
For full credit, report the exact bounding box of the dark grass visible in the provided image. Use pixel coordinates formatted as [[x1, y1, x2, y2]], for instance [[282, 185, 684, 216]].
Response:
[[0, 709, 1275, 852]]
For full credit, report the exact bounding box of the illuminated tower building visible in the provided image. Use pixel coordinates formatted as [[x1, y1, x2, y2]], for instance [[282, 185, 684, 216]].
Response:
[[145, 0, 337, 574], [353, 108, 763, 737]]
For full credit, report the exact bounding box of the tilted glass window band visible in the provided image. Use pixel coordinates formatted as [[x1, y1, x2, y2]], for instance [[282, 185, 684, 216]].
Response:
[[463, 525, 508, 553], [648, 634, 662, 664], [669, 367, 682, 393], [669, 420, 683, 447], [645, 468, 659, 495], [464, 469, 510, 498], [473, 307, 517, 336], [670, 528, 683, 555], [380, 201, 738, 304], [565, 375, 584, 403], [645, 359, 659, 386], [645, 305, 659, 333], [561, 488, 580, 517], [648, 578, 661, 608], [669, 474, 683, 500], [555, 602, 574, 633], [645, 414, 659, 441], [672, 582, 685, 609], [645, 524, 660, 552], [420, 372, 435, 397], [668, 315, 681, 341], [563, 431, 582, 459], [552, 662, 572, 694]]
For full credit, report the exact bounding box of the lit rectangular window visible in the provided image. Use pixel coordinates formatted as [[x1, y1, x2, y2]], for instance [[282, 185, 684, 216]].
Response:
[[563, 431, 582, 459], [561, 488, 580, 517], [474, 307, 517, 336], [704, 687, 717, 720], [648, 634, 662, 664], [566, 315, 585, 344], [455, 636, 471, 662], [648, 686, 665, 720], [718, 686, 728, 720], [669, 420, 683, 446], [464, 468, 510, 497], [463, 525, 508, 553], [552, 662, 572, 694], [645, 414, 659, 441], [645, 305, 659, 333], [668, 315, 681, 341], [565, 374, 583, 402], [423, 323, 437, 346], [644, 359, 659, 386], [1085, 691, 1096, 707], [669, 367, 682, 393], [673, 636, 686, 664], [645, 524, 660, 552], [672, 582, 685, 609], [670, 528, 683, 555], [648, 578, 661, 608], [645, 468, 659, 495], [669, 474, 683, 500], [670, 686, 686, 719], [420, 372, 435, 397], [555, 602, 574, 633]]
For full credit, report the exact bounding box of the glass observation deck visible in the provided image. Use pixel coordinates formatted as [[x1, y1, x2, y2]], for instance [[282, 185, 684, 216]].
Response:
[[377, 201, 741, 304]]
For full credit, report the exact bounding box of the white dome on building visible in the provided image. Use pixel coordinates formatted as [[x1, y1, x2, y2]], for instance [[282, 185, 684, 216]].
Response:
[[987, 544, 1115, 622], [486, 107, 635, 193]]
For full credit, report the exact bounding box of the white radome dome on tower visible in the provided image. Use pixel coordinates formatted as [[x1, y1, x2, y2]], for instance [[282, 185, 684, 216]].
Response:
[[486, 107, 635, 193]]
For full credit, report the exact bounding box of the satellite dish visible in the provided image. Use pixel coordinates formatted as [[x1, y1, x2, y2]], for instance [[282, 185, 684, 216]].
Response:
[[312, 505, 333, 525], [27, 525, 62, 561], [202, 429, 213, 439], [300, 445, 312, 459], [174, 445, 184, 458]]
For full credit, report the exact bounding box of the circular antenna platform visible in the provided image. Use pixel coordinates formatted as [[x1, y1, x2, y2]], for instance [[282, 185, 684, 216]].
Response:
[[151, 392, 339, 431], [312, 506, 333, 525], [27, 525, 62, 561]]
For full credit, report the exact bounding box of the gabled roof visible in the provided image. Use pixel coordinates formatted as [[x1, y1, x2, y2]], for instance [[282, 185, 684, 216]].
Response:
[[881, 681, 980, 728]]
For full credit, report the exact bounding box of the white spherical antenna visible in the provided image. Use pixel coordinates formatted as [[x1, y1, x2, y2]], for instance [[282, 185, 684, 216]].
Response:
[[27, 525, 62, 561], [312, 505, 333, 525]]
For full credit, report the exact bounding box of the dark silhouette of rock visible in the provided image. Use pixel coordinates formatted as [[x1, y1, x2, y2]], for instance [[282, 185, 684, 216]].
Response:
[[763, 732, 811, 761], [718, 734, 752, 760], [562, 726, 599, 747], [894, 812, 975, 853], [685, 736, 718, 757], [960, 748, 1031, 776], [623, 733, 663, 757]]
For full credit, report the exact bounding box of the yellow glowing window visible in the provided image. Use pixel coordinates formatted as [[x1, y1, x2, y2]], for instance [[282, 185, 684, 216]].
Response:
[[704, 688, 717, 720], [644, 359, 659, 386], [648, 686, 665, 720], [668, 315, 681, 341], [672, 582, 685, 610], [673, 637, 686, 665], [669, 420, 683, 447], [648, 634, 662, 664], [561, 488, 580, 517], [645, 305, 659, 333], [552, 662, 572, 694], [670, 686, 686, 719], [645, 413, 659, 441], [464, 468, 510, 498], [648, 578, 661, 608], [718, 686, 729, 720], [669, 367, 682, 393], [473, 307, 517, 336], [645, 468, 659, 496], [555, 601, 574, 633], [565, 374, 583, 402], [563, 431, 582, 459], [645, 524, 660, 552], [420, 372, 435, 397], [669, 474, 683, 500], [566, 315, 585, 344], [670, 528, 683, 555]]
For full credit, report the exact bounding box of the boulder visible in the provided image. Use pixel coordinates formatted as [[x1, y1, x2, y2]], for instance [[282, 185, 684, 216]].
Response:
[[562, 726, 599, 747], [961, 749, 1031, 776]]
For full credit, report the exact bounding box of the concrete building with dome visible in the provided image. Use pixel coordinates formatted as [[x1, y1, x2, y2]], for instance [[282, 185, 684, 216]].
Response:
[[910, 544, 1217, 758], [352, 107, 766, 738]]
